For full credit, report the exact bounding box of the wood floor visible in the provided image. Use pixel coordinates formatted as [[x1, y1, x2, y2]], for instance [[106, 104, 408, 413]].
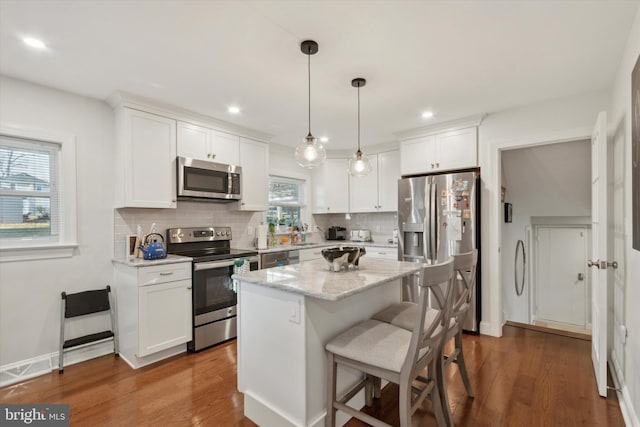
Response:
[[0, 325, 624, 427]]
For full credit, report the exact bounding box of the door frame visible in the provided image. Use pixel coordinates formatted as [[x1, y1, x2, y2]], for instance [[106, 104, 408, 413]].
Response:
[[485, 125, 593, 337], [531, 224, 591, 328]]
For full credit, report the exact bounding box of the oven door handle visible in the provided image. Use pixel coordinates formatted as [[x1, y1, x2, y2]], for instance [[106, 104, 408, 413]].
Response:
[[193, 256, 258, 271]]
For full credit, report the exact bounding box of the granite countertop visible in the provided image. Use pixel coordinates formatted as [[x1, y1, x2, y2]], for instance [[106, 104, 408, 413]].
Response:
[[232, 258, 419, 301], [112, 254, 193, 267], [252, 241, 397, 254]]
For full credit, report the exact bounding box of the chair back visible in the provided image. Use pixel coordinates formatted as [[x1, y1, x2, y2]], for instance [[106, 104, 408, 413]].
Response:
[[451, 250, 478, 322], [401, 258, 455, 378]]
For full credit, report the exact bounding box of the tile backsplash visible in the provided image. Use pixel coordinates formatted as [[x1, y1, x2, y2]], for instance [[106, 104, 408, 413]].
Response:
[[114, 201, 266, 258], [114, 202, 398, 259]]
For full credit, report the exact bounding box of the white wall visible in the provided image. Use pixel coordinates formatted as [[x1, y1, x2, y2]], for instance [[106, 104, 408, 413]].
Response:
[[0, 76, 114, 368], [609, 5, 640, 425]]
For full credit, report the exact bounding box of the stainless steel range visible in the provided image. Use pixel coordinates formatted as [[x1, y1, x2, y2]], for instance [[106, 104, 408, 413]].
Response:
[[166, 227, 258, 351]]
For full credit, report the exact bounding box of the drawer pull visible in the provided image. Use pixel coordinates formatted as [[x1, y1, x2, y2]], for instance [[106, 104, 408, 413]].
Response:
[[187, 285, 192, 290], [159, 272, 174, 276]]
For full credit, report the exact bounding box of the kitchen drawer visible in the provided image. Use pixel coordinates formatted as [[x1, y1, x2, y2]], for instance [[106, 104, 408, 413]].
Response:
[[137, 262, 191, 286], [299, 248, 324, 262], [363, 247, 398, 260]]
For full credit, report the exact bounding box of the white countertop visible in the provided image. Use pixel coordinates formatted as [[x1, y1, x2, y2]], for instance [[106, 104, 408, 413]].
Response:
[[232, 258, 419, 301], [112, 254, 193, 267], [250, 241, 397, 254]]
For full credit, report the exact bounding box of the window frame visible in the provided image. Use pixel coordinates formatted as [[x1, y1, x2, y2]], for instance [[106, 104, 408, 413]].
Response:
[[267, 172, 309, 233], [0, 125, 77, 262]]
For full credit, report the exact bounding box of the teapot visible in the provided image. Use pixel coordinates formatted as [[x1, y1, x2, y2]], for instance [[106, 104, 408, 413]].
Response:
[[139, 233, 167, 260]]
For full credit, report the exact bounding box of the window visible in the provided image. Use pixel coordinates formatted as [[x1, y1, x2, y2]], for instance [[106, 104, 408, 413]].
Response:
[[0, 127, 77, 261], [267, 176, 306, 230], [0, 136, 59, 240]]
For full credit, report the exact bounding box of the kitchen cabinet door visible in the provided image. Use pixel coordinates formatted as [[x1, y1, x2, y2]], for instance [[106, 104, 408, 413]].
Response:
[[377, 150, 400, 212], [238, 137, 269, 211], [312, 158, 349, 213], [177, 122, 210, 161], [115, 108, 177, 208], [138, 279, 192, 357], [435, 127, 477, 171], [177, 122, 240, 165], [349, 155, 379, 213], [211, 130, 240, 165], [400, 135, 436, 176]]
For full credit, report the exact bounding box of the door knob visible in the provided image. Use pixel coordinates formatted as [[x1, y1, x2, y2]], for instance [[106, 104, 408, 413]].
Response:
[[587, 259, 619, 269]]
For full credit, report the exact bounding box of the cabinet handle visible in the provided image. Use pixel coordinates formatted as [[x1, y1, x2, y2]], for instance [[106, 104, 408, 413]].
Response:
[[187, 285, 192, 290], [207, 153, 212, 158], [431, 163, 435, 168], [160, 272, 174, 276], [211, 153, 216, 159], [436, 162, 439, 168]]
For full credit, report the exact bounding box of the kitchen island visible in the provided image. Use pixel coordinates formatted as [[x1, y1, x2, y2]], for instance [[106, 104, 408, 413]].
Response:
[[232, 258, 421, 427]]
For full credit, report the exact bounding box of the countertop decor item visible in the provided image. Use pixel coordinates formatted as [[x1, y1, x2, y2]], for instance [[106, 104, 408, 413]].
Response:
[[321, 246, 366, 272], [347, 78, 372, 177], [295, 40, 326, 169]]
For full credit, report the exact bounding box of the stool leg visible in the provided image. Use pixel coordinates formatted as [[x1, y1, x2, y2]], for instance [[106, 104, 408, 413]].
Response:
[[58, 299, 65, 374], [326, 352, 337, 427], [455, 331, 474, 398]]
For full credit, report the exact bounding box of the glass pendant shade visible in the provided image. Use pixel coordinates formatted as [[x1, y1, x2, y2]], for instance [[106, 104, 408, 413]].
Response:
[[348, 149, 372, 177], [295, 133, 327, 168]]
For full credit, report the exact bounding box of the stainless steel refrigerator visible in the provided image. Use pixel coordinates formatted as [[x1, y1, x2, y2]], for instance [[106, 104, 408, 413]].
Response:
[[397, 168, 480, 333]]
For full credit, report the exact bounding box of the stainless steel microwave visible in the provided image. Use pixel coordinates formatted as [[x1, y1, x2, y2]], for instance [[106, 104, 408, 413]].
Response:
[[177, 156, 242, 202]]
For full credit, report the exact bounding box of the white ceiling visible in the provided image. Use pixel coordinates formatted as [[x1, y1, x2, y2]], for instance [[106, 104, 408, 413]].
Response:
[[0, 1, 637, 150]]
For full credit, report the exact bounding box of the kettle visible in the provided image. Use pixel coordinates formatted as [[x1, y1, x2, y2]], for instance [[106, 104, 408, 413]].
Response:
[[139, 233, 167, 260]]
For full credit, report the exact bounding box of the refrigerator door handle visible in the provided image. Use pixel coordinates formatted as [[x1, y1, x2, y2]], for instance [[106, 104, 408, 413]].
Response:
[[424, 180, 431, 261], [431, 180, 438, 263]]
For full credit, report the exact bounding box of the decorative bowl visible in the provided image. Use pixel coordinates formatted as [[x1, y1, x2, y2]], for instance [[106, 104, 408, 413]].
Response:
[[321, 246, 366, 272]]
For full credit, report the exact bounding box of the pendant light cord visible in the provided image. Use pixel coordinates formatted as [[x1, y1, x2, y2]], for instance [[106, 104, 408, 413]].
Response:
[[357, 85, 361, 152], [308, 52, 311, 136]]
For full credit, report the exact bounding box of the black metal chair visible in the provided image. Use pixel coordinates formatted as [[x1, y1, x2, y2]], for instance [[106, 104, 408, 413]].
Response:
[[59, 285, 119, 373]]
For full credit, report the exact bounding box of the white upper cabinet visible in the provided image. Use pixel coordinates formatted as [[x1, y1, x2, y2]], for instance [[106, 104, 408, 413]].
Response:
[[238, 137, 269, 211], [377, 150, 400, 212], [177, 121, 240, 165], [115, 108, 177, 208], [313, 158, 349, 213], [400, 127, 477, 175], [349, 150, 400, 213]]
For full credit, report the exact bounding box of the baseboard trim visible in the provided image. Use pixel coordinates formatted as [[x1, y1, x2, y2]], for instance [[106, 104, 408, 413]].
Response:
[[505, 320, 591, 341], [0, 341, 114, 387], [480, 320, 501, 337], [611, 351, 640, 427]]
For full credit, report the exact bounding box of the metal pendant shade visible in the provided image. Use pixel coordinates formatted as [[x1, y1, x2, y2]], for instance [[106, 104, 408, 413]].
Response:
[[295, 40, 326, 169], [348, 78, 372, 177]]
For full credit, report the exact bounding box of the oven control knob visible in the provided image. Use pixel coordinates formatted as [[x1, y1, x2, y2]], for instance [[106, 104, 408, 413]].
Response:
[[225, 231, 230, 236], [216, 232, 221, 236]]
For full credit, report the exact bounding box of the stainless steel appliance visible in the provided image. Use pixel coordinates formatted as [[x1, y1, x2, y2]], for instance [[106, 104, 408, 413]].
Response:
[[398, 168, 481, 332], [177, 157, 241, 202], [261, 250, 300, 269], [350, 229, 372, 242], [166, 226, 258, 351], [327, 226, 347, 240]]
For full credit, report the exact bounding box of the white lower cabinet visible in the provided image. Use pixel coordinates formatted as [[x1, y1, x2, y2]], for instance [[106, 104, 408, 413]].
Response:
[[299, 247, 324, 262], [114, 261, 192, 368]]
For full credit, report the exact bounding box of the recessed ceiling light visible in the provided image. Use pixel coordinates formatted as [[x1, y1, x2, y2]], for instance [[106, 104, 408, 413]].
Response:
[[227, 106, 240, 114], [320, 137, 329, 143], [421, 111, 434, 119], [23, 37, 46, 49]]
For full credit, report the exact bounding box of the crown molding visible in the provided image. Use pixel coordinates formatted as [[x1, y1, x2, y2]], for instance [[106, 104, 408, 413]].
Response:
[[393, 113, 487, 140], [107, 91, 273, 141]]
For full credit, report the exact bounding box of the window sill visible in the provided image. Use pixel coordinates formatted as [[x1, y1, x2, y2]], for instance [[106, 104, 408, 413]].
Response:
[[0, 243, 77, 263]]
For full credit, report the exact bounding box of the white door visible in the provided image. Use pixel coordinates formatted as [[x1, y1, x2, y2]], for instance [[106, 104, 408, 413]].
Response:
[[590, 111, 614, 397], [535, 227, 588, 327]]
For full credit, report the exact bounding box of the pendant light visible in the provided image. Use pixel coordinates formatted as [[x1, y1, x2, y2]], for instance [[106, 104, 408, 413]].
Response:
[[348, 78, 372, 177], [295, 40, 326, 168]]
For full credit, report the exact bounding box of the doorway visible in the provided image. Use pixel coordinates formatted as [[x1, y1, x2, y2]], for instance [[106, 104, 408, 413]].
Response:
[[500, 139, 592, 335]]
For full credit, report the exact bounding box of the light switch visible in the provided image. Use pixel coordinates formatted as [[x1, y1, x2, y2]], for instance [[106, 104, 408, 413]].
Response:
[[288, 300, 300, 324]]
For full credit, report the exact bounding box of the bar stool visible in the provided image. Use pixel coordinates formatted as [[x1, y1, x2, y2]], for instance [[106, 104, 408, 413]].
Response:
[[372, 250, 478, 425], [325, 259, 455, 427]]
